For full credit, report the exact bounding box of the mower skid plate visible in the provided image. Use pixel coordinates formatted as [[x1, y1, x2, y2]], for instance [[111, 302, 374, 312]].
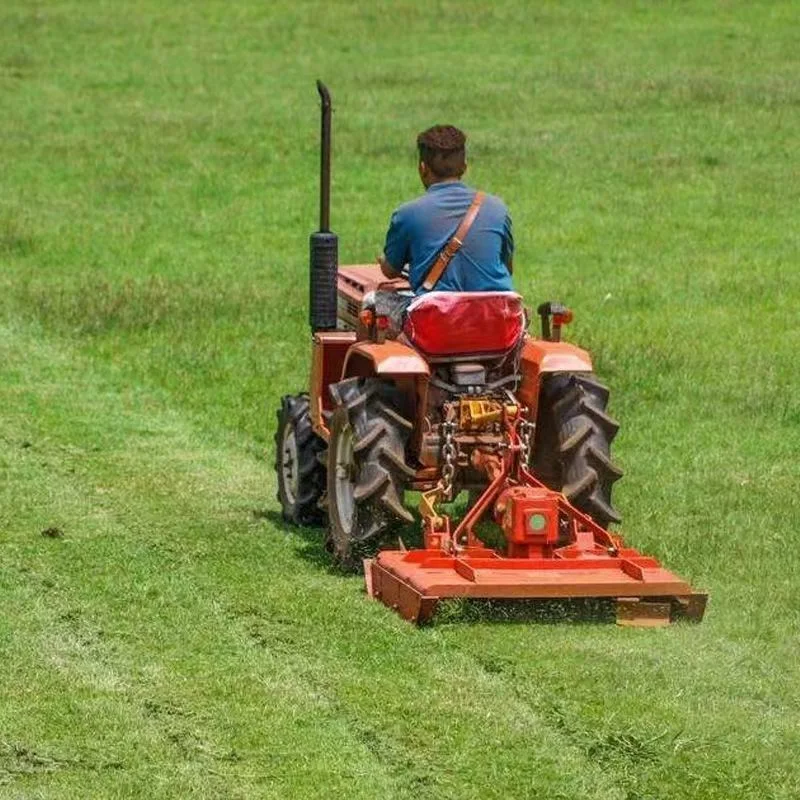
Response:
[[365, 550, 707, 627]]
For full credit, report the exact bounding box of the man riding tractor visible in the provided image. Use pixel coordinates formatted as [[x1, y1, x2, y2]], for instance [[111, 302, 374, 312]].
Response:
[[279, 100, 624, 567], [369, 124, 515, 336], [275, 83, 706, 625]]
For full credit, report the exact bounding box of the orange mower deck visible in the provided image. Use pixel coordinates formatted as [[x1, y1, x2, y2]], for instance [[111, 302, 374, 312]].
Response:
[[365, 546, 707, 626]]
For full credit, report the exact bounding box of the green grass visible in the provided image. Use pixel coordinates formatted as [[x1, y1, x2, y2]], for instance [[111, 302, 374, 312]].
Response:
[[1, 0, 799, 797]]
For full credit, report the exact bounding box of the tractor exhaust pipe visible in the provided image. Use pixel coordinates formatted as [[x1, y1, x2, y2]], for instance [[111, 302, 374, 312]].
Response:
[[318, 79, 332, 233], [309, 80, 338, 333]]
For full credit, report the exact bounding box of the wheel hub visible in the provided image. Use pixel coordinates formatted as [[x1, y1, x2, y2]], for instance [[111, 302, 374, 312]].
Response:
[[334, 421, 357, 535]]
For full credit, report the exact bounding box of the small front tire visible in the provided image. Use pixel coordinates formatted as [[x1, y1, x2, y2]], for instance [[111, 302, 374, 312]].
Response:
[[275, 394, 326, 525]]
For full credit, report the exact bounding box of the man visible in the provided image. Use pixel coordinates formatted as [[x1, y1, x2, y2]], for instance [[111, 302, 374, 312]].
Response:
[[379, 125, 514, 294]]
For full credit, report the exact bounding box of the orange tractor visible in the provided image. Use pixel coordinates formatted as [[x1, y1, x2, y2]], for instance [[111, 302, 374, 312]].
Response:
[[275, 83, 706, 626]]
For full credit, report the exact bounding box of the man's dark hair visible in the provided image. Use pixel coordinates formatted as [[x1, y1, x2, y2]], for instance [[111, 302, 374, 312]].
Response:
[[417, 125, 466, 179]]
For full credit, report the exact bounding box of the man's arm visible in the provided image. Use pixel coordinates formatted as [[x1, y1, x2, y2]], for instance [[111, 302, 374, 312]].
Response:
[[378, 253, 402, 279], [381, 208, 410, 278]]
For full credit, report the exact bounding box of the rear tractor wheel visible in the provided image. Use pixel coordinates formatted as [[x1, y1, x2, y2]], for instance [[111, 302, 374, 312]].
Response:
[[326, 378, 415, 570], [275, 394, 326, 525], [532, 372, 623, 528]]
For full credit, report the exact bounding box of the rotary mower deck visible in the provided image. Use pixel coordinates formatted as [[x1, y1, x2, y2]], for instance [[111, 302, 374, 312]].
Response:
[[366, 552, 706, 626], [365, 415, 706, 627]]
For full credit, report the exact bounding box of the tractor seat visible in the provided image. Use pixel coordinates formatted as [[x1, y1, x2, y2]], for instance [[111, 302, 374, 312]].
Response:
[[403, 291, 525, 359]]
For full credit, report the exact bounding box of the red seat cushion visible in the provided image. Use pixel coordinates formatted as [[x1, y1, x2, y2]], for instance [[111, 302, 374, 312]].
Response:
[[403, 292, 525, 357]]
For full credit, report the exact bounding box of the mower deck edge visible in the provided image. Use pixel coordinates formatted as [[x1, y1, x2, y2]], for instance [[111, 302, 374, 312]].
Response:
[[364, 554, 707, 627]]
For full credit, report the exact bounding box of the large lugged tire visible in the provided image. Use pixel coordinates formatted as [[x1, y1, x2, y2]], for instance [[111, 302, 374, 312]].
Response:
[[327, 377, 415, 570], [275, 394, 326, 525], [532, 373, 623, 528]]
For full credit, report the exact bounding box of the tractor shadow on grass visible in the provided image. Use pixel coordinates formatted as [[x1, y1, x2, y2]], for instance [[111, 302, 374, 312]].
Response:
[[252, 508, 344, 573], [253, 508, 420, 575]]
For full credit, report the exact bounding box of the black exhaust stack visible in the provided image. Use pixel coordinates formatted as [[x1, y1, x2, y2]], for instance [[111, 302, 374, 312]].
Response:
[[309, 80, 338, 333]]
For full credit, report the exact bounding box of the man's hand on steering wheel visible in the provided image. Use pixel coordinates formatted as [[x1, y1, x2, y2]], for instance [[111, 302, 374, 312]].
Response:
[[378, 253, 408, 280]]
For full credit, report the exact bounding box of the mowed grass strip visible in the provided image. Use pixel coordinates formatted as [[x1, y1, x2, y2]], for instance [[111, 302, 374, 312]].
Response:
[[0, 325, 630, 799]]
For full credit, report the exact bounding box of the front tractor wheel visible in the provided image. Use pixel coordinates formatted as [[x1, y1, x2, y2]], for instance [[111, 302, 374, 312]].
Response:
[[533, 372, 623, 528], [275, 394, 326, 525], [327, 378, 415, 570]]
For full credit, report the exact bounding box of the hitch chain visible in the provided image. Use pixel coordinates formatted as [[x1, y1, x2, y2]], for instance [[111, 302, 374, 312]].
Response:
[[441, 420, 457, 500], [520, 419, 535, 466]]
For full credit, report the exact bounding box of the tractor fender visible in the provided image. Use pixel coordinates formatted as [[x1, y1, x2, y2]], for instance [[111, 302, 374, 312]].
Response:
[[342, 340, 431, 380], [522, 338, 593, 373], [518, 337, 593, 417]]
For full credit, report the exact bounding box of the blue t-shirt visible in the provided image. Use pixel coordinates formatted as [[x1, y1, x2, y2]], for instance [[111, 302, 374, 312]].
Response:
[[383, 181, 514, 295]]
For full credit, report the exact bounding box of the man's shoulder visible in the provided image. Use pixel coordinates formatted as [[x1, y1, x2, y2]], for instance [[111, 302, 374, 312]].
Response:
[[392, 192, 430, 217], [392, 185, 510, 220], [479, 190, 509, 216]]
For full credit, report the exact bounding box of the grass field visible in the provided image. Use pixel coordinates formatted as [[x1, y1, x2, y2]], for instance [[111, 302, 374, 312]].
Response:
[[2, 1, 799, 797]]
